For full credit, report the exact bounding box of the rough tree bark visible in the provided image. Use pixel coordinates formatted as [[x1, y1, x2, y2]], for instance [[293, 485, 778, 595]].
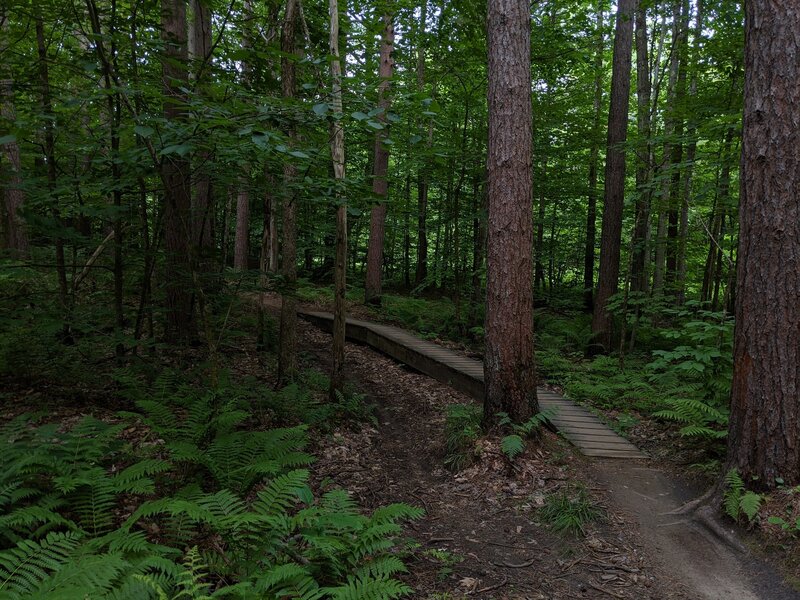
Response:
[[277, 0, 299, 383], [484, 0, 538, 425], [726, 0, 800, 487], [161, 0, 194, 343], [590, 0, 636, 354], [364, 12, 394, 305]]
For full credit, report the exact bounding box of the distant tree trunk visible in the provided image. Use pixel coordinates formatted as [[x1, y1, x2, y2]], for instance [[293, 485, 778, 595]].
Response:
[[584, 0, 604, 310], [36, 11, 70, 339], [652, 6, 681, 297], [161, 0, 194, 343], [590, 0, 636, 354], [484, 0, 538, 425], [534, 156, 546, 293], [329, 0, 347, 399], [727, 0, 800, 488], [190, 0, 214, 264], [402, 175, 411, 288], [234, 186, 250, 270], [702, 128, 733, 305], [631, 2, 652, 295], [664, 0, 687, 296], [469, 173, 486, 329], [676, 0, 702, 304], [364, 12, 394, 305], [86, 0, 125, 357], [414, 2, 429, 287], [277, 0, 299, 383], [0, 14, 28, 256]]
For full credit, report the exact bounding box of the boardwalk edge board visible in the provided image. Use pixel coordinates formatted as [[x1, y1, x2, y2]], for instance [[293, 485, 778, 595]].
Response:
[[295, 307, 646, 460]]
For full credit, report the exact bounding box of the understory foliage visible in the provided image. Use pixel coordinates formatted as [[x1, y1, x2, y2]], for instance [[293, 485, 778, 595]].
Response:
[[535, 303, 734, 456], [443, 404, 549, 469], [538, 485, 602, 537], [723, 469, 763, 524], [0, 374, 422, 599]]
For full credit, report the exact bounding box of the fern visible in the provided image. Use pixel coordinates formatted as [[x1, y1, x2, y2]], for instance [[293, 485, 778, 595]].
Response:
[[0, 531, 83, 597], [500, 435, 524, 460], [324, 576, 412, 600], [723, 469, 763, 523]]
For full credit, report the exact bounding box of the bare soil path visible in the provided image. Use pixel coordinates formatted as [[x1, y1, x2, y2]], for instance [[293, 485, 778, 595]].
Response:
[[268, 296, 800, 600]]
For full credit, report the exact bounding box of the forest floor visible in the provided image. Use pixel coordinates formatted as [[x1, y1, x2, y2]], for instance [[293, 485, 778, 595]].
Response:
[[268, 297, 800, 600]]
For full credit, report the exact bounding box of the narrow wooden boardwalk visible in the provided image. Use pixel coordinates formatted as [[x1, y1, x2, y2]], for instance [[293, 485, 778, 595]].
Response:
[[296, 307, 645, 460]]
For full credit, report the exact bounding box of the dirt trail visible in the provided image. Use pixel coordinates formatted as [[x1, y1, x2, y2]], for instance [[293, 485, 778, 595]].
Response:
[[278, 305, 799, 599], [594, 462, 798, 600]]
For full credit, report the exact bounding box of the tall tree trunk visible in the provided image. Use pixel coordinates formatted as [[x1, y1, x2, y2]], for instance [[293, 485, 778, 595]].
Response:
[[364, 12, 394, 305], [329, 0, 347, 399], [36, 10, 70, 339], [469, 173, 486, 329], [727, 0, 800, 488], [0, 13, 28, 256], [652, 6, 681, 297], [277, 0, 299, 383], [676, 0, 702, 303], [234, 186, 250, 270], [484, 0, 538, 425], [414, 2, 429, 287], [161, 0, 194, 343], [190, 0, 214, 266], [584, 0, 604, 310], [664, 0, 687, 295], [534, 156, 546, 292], [590, 0, 636, 354], [631, 2, 652, 294], [87, 0, 125, 357]]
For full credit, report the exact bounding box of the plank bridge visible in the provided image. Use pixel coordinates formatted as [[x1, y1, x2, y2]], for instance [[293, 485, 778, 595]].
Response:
[[297, 306, 645, 460]]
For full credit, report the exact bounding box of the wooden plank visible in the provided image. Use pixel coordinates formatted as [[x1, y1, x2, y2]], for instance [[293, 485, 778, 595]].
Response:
[[295, 306, 645, 461]]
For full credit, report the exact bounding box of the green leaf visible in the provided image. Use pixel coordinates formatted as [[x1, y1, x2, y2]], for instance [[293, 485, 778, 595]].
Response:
[[0, 134, 16, 145], [501, 435, 524, 460], [351, 111, 368, 121], [161, 143, 192, 157], [289, 150, 310, 159], [313, 103, 329, 116], [134, 126, 154, 138]]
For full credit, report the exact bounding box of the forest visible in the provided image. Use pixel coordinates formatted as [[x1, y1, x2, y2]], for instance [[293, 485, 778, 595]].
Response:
[[1, 0, 799, 597]]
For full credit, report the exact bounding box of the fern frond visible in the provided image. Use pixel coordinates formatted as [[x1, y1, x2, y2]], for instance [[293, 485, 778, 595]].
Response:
[[325, 576, 412, 600], [0, 531, 83, 596]]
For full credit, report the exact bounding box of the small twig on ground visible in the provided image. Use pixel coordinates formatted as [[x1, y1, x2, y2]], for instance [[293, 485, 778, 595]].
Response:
[[587, 582, 625, 599], [473, 576, 508, 595]]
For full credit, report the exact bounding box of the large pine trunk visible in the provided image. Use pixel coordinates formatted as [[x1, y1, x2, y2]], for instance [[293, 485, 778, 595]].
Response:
[[590, 0, 636, 354], [484, 0, 538, 424], [364, 14, 394, 305], [726, 1, 800, 487]]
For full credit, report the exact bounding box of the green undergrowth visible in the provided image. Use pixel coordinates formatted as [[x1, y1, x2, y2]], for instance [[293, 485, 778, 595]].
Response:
[[295, 281, 477, 343], [0, 370, 422, 599], [535, 301, 734, 465], [443, 404, 549, 470]]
